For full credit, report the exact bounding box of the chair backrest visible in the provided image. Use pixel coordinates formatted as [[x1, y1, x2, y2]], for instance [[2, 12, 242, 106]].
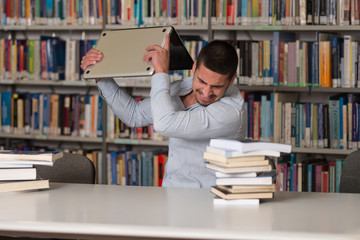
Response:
[[340, 150, 360, 193], [35, 153, 96, 184]]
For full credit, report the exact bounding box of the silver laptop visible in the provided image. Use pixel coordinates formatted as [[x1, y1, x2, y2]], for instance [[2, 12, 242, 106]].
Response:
[[83, 26, 194, 79]]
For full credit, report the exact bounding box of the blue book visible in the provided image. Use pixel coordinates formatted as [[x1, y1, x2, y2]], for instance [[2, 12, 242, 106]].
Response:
[[24, 93, 32, 134], [307, 164, 313, 192], [305, 103, 311, 148], [329, 97, 340, 149], [247, 94, 255, 139], [141, 151, 154, 186], [42, 93, 50, 136], [352, 101, 358, 149], [335, 159, 344, 192], [1, 92, 12, 133], [290, 153, 296, 191], [46, 0, 53, 18], [331, 37, 339, 87], [272, 32, 296, 86], [110, 151, 119, 185], [129, 152, 139, 186], [317, 103, 324, 148], [295, 103, 300, 147], [97, 96, 103, 137], [241, 0, 248, 23], [311, 42, 317, 86], [339, 96, 345, 149]]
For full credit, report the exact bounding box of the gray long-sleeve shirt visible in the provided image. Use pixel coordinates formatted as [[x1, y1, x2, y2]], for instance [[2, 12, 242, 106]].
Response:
[[97, 73, 246, 188]]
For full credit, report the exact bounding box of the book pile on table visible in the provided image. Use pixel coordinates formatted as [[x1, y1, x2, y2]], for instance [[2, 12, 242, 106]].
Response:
[[0, 150, 63, 193], [205, 139, 292, 205]]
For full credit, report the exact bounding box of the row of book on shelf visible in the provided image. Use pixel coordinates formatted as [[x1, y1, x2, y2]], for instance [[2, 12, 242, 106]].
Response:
[[0, 150, 63, 193], [237, 32, 360, 88], [1, 0, 357, 27], [3, 31, 360, 89], [243, 92, 360, 150], [1, 0, 208, 27], [0, 0, 104, 26], [0, 91, 167, 141], [0, 36, 206, 81], [209, 0, 352, 26], [3, 89, 360, 150], [276, 154, 345, 193]]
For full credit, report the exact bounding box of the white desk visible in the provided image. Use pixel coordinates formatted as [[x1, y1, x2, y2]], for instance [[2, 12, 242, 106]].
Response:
[[0, 183, 360, 240]]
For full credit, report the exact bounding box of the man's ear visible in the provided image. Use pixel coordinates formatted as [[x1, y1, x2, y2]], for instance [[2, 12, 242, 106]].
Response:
[[229, 72, 236, 85], [192, 60, 197, 74]]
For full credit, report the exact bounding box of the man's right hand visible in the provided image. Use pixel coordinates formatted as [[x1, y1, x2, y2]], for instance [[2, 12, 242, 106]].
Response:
[[80, 49, 103, 82]]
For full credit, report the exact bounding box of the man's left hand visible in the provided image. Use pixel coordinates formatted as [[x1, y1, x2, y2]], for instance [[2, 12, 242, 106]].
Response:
[[143, 34, 170, 74]]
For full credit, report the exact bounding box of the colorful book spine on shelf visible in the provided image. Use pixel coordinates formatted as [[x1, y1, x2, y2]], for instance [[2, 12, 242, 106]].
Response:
[[1, 0, 103, 26]]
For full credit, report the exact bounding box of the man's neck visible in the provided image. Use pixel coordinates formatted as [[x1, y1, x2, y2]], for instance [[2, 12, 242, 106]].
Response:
[[181, 91, 196, 109]]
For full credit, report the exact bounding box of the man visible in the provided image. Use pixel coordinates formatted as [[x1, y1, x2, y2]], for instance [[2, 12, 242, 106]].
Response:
[[81, 35, 246, 188]]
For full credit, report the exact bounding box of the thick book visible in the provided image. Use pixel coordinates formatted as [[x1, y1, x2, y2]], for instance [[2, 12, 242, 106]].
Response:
[[0, 168, 37, 181], [208, 159, 270, 168], [211, 186, 274, 200], [0, 160, 53, 167], [206, 146, 280, 158], [213, 197, 260, 205], [215, 176, 274, 186], [205, 163, 272, 174], [0, 150, 63, 162], [216, 184, 276, 193], [206, 146, 281, 158], [203, 152, 267, 163], [215, 172, 257, 178], [209, 139, 292, 153], [0, 179, 49, 193]]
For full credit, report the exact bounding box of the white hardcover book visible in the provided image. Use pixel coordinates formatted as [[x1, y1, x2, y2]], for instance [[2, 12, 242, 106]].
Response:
[[92, 95, 99, 138], [215, 172, 257, 178], [344, 35, 351, 88], [0, 168, 36, 181], [210, 139, 292, 153], [351, 42, 357, 87], [213, 197, 260, 205], [107, 106, 115, 139]]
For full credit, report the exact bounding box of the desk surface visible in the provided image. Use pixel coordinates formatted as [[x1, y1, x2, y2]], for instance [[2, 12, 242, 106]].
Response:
[[0, 183, 360, 240]]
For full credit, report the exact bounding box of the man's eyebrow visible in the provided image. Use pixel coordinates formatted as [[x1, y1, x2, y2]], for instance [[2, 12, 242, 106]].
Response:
[[198, 75, 226, 88]]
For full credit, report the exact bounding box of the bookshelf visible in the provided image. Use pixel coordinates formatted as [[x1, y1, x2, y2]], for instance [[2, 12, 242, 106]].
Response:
[[1, 0, 360, 188]]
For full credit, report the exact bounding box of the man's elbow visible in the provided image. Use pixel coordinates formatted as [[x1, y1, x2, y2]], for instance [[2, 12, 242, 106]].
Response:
[[153, 122, 167, 135]]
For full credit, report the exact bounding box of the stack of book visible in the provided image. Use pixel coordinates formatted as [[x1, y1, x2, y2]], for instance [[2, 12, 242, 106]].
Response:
[[204, 139, 292, 204], [0, 150, 63, 193]]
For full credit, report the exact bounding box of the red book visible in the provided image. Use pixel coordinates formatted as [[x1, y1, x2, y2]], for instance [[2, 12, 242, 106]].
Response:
[[158, 153, 168, 187], [321, 171, 329, 192], [40, 40, 47, 80], [19, 41, 24, 76], [226, 0, 235, 25], [279, 41, 285, 85]]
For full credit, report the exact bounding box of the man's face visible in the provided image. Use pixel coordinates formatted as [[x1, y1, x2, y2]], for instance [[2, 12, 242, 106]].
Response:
[[192, 62, 235, 106]]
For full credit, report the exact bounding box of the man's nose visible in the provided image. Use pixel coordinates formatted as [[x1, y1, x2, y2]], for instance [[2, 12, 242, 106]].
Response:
[[203, 86, 213, 97]]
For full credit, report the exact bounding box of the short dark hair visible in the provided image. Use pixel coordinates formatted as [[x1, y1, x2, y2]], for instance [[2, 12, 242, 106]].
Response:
[[195, 40, 238, 80]]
